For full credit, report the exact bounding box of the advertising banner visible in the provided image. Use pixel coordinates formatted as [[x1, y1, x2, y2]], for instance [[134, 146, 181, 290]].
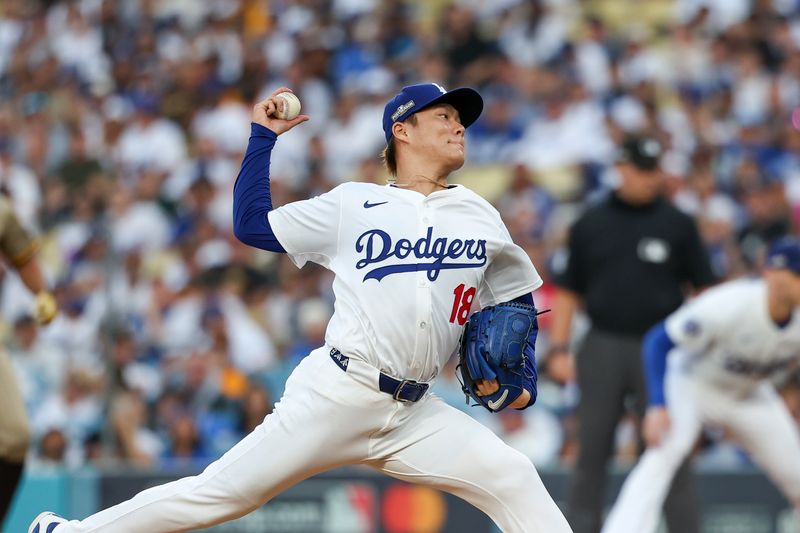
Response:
[[99, 468, 797, 533]]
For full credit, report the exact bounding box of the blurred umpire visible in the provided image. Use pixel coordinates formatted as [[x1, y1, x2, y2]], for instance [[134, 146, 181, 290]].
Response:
[[551, 135, 716, 533], [0, 196, 57, 528]]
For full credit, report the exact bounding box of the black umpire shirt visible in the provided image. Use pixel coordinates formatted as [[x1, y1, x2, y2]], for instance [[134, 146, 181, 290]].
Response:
[[555, 193, 716, 336]]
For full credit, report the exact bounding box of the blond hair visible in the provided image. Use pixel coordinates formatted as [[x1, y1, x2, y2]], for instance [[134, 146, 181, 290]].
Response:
[[381, 114, 417, 178]]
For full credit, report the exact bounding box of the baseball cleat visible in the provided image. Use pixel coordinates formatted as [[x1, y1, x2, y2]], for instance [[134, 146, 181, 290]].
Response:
[[28, 511, 67, 533]]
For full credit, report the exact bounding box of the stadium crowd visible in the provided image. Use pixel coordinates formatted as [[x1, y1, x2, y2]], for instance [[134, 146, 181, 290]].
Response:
[[1, 0, 800, 472]]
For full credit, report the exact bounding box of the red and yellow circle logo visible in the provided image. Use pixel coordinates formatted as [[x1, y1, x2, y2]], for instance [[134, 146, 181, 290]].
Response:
[[382, 484, 447, 533]]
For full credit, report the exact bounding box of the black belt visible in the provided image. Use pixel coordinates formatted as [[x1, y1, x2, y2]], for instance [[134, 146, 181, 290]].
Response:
[[329, 348, 429, 403]]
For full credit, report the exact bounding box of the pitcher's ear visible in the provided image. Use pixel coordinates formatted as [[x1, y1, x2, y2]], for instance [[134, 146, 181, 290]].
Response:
[[392, 121, 410, 144]]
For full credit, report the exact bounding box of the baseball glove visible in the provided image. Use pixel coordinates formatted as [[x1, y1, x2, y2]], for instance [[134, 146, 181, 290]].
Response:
[[458, 302, 540, 412]]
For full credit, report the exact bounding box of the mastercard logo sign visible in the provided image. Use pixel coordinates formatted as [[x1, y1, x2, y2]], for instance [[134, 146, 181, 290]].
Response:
[[381, 484, 447, 533]]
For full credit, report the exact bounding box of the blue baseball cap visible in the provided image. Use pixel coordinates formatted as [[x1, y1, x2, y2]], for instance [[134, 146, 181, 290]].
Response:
[[765, 237, 800, 273], [382, 83, 484, 143]]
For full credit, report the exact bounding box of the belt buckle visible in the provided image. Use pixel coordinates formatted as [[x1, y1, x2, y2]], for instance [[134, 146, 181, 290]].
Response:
[[393, 379, 417, 402]]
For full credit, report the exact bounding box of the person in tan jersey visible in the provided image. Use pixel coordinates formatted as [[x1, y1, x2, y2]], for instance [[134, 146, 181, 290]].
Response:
[[0, 197, 57, 528]]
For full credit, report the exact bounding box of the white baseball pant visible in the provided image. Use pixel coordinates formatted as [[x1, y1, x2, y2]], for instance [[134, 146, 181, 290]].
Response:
[[54, 345, 571, 533], [602, 355, 800, 533]]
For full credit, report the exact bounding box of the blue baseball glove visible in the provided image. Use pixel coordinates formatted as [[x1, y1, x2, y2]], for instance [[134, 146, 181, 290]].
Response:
[[458, 302, 539, 412]]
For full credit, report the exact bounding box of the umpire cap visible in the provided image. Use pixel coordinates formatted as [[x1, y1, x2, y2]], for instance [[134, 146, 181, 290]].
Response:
[[618, 135, 663, 171], [382, 83, 484, 143]]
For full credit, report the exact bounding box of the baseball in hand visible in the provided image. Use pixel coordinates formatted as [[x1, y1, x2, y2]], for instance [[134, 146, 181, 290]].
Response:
[[274, 92, 301, 120]]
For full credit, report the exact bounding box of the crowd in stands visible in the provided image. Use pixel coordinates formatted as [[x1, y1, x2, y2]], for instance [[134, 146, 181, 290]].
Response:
[[1, 0, 800, 471]]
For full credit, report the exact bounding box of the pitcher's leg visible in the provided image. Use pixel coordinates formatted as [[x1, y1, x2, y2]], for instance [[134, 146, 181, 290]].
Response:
[[55, 352, 378, 533], [371, 396, 571, 533], [60, 420, 308, 533]]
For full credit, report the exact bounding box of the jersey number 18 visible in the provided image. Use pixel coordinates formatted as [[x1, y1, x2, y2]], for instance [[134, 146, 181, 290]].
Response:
[[449, 284, 476, 326]]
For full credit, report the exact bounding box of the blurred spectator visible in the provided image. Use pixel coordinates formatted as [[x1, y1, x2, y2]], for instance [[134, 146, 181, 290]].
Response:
[[240, 383, 273, 435], [285, 297, 333, 364], [191, 90, 251, 157], [47, 2, 111, 90], [108, 328, 162, 402], [574, 17, 615, 97], [498, 0, 570, 69], [30, 369, 103, 467], [40, 281, 103, 371], [161, 411, 209, 468], [438, 4, 501, 86], [674, 146, 743, 276], [36, 428, 67, 466], [737, 180, 792, 266], [114, 92, 187, 177], [54, 128, 104, 195], [513, 76, 614, 199], [109, 185, 172, 253], [0, 137, 41, 230], [110, 390, 163, 468], [321, 87, 386, 184], [496, 164, 556, 244], [9, 315, 66, 414], [466, 93, 526, 165]]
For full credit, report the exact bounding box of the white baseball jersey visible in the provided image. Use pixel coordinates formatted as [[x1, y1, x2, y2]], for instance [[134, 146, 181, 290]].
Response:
[[268, 181, 542, 382], [665, 278, 800, 395]]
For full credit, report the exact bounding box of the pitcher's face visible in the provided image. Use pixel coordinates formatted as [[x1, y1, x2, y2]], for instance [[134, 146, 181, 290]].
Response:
[[405, 104, 466, 172]]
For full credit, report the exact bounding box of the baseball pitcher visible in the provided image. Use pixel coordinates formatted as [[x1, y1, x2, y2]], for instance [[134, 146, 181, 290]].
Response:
[[30, 84, 571, 533]]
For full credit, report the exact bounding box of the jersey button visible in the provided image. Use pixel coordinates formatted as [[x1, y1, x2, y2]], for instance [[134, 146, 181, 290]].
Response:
[[419, 321, 427, 329]]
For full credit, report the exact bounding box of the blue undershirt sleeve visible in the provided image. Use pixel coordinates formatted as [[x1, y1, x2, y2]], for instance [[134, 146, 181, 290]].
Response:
[[510, 292, 538, 409], [642, 321, 675, 407], [232, 123, 286, 253]]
